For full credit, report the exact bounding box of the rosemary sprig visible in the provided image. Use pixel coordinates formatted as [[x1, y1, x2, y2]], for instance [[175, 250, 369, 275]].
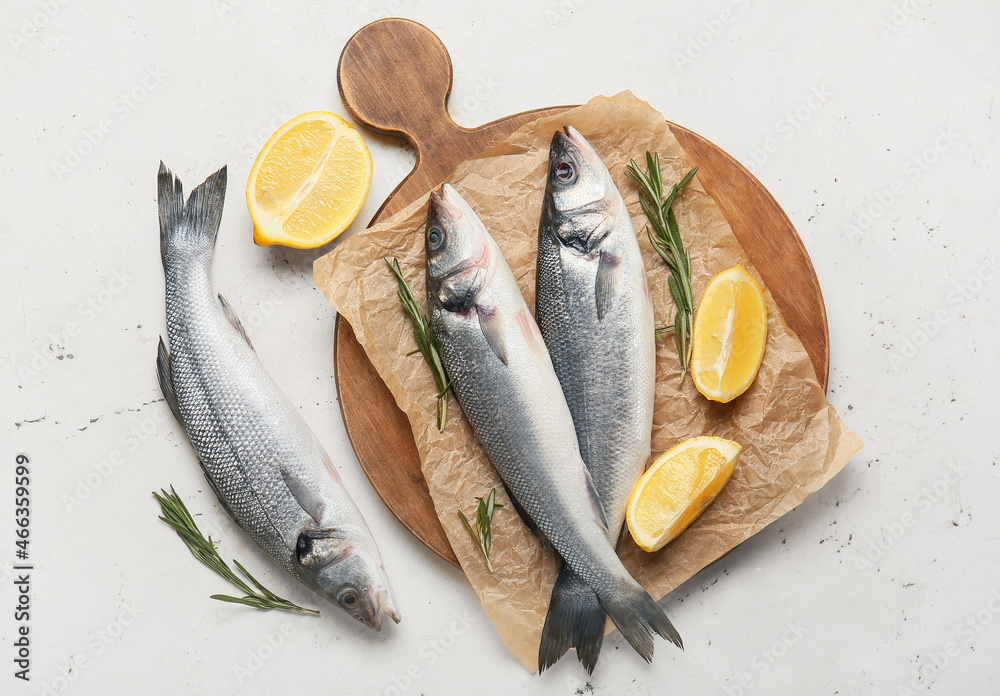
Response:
[[625, 154, 699, 375], [457, 488, 504, 573], [153, 486, 319, 615], [386, 257, 452, 430]]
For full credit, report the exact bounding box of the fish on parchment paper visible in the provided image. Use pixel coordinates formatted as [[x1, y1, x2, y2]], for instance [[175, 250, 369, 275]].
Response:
[[424, 183, 679, 667], [534, 125, 672, 673], [155, 163, 399, 630]]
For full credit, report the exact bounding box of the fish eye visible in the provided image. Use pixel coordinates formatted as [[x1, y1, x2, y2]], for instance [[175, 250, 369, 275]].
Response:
[[427, 225, 444, 250], [555, 159, 577, 184], [338, 588, 359, 608]]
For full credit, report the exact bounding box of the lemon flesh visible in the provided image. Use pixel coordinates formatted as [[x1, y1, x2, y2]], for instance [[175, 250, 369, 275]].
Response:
[[692, 264, 767, 403], [627, 436, 741, 552], [247, 111, 372, 249]]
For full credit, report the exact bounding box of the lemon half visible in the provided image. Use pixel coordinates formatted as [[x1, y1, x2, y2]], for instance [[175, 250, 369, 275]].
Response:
[[246, 111, 372, 249]]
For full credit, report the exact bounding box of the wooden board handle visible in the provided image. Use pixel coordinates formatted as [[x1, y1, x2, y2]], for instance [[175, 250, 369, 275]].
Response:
[[339, 18, 457, 141], [339, 18, 468, 219]]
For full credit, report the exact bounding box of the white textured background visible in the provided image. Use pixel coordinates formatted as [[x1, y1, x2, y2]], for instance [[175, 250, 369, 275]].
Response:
[[1, 1, 997, 694]]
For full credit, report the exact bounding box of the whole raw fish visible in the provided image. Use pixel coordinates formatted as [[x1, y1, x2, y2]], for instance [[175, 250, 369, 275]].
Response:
[[535, 126, 669, 673], [425, 183, 678, 666], [156, 164, 399, 630]]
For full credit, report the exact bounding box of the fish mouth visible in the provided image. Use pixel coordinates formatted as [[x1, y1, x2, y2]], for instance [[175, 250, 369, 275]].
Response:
[[428, 183, 470, 229], [363, 587, 401, 631], [552, 125, 598, 164], [427, 184, 494, 282]]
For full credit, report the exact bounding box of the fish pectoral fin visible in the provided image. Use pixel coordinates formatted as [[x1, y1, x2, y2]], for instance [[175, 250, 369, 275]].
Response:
[[218, 294, 255, 350], [156, 337, 184, 426], [477, 305, 508, 366], [595, 250, 623, 321], [581, 463, 609, 532], [280, 466, 326, 525], [502, 481, 547, 547]]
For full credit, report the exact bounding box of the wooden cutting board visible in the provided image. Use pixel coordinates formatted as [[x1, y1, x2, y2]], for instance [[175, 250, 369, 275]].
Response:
[[333, 18, 829, 567]]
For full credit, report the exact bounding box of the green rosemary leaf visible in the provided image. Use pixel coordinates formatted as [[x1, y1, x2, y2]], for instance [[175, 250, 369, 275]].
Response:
[[154, 487, 319, 615], [625, 156, 698, 376]]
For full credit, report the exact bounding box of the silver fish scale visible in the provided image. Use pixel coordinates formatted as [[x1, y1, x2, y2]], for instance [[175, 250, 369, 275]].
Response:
[[535, 213, 655, 540], [430, 253, 626, 594], [163, 262, 363, 577]]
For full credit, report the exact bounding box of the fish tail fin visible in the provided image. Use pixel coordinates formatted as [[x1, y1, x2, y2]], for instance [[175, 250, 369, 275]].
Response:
[[538, 564, 606, 675], [596, 578, 682, 663], [157, 162, 227, 266]]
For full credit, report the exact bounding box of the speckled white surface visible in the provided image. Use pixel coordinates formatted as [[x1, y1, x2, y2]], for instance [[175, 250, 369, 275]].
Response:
[[1, 1, 997, 694]]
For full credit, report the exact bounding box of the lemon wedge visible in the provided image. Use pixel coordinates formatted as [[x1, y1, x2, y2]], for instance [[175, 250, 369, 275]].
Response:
[[691, 264, 768, 403], [626, 436, 741, 552], [246, 111, 372, 249]]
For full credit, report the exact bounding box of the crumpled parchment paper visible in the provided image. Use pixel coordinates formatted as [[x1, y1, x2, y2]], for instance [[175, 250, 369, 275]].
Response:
[[314, 91, 863, 672]]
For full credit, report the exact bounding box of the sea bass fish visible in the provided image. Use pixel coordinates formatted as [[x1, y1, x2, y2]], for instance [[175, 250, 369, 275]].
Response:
[[425, 183, 678, 666], [535, 126, 671, 673], [156, 164, 399, 630]]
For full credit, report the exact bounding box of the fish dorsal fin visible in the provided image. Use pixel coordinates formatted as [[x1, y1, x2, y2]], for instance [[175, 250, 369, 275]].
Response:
[[581, 462, 609, 532], [477, 305, 508, 366], [595, 250, 623, 321], [218, 294, 254, 349], [280, 466, 326, 525], [156, 336, 183, 426]]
